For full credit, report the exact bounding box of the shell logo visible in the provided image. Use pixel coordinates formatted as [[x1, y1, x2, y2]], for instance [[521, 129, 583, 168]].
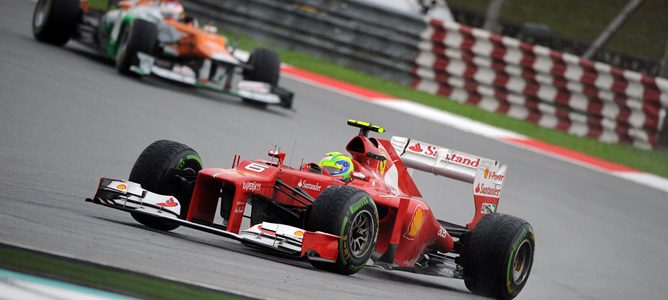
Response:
[[404, 205, 425, 240]]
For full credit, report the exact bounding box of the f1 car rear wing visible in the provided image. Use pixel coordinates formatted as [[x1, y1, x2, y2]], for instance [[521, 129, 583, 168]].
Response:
[[390, 136, 508, 229]]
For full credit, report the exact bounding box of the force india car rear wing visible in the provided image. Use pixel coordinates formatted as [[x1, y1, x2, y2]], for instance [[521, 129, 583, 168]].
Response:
[[390, 136, 507, 229]]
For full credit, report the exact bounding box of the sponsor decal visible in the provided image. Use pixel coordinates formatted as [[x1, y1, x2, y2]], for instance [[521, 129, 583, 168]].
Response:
[[157, 197, 178, 207], [408, 142, 480, 167], [234, 205, 244, 213], [480, 203, 497, 214], [447, 153, 480, 167], [242, 181, 261, 192], [437, 226, 447, 238], [407, 142, 437, 157], [404, 205, 425, 240], [349, 197, 370, 214], [483, 167, 505, 181], [297, 179, 321, 191], [475, 183, 501, 197]]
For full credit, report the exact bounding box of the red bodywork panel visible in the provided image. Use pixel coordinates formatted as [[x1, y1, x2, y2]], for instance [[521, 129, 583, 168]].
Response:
[[187, 135, 458, 267]]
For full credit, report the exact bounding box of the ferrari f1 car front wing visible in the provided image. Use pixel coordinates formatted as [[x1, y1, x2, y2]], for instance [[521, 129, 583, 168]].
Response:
[[86, 178, 339, 262]]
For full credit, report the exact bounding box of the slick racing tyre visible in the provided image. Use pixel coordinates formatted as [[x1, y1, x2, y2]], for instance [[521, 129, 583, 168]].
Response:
[[242, 48, 280, 86], [306, 186, 378, 275], [129, 140, 202, 231], [461, 213, 535, 300], [32, 0, 80, 46], [116, 18, 157, 76]]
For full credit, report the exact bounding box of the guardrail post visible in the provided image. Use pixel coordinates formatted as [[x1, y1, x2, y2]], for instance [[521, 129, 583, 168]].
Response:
[[659, 43, 668, 149], [660, 41, 668, 79], [482, 0, 504, 34], [583, 0, 644, 59], [659, 116, 668, 149]]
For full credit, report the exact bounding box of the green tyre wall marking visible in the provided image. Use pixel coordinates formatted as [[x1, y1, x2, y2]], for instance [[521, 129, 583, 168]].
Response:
[[349, 197, 369, 214]]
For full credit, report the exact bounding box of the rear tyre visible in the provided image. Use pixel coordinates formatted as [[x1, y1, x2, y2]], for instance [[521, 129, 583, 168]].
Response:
[[116, 18, 157, 76], [242, 48, 280, 86], [305, 186, 378, 275], [129, 140, 202, 231], [461, 213, 535, 300], [32, 0, 80, 46]]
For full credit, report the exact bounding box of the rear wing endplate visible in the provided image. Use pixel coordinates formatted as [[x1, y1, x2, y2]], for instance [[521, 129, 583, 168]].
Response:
[[390, 136, 508, 229]]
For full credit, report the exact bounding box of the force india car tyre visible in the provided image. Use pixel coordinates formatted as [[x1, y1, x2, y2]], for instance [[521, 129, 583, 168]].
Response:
[[305, 186, 379, 275], [461, 213, 535, 300], [243, 48, 280, 86], [116, 18, 157, 76], [32, 0, 80, 46], [128, 140, 202, 231]]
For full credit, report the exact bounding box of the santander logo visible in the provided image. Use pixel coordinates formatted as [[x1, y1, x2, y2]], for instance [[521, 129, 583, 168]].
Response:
[[157, 197, 178, 207], [475, 183, 501, 197], [408, 142, 480, 168], [408, 142, 437, 157], [298, 180, 321, 192], [408, 143, 423, 153], [448, 153, 480, 167]]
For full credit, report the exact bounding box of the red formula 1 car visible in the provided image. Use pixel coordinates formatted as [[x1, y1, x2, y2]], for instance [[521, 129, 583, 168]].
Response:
[[86, 120, 535, 299]]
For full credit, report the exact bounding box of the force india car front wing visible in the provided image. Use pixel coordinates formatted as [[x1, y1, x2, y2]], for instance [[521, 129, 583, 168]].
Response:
[[85, 178, 339, 263], [131, 52, 286, 106]]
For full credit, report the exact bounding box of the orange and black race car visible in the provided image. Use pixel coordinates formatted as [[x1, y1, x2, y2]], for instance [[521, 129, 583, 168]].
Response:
[[32, 0, 294, 108]]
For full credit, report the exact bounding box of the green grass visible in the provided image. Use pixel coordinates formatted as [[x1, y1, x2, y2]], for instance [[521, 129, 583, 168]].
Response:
[[222, 29, 668, 178], [0, 244, 244, 300], [87, 0, 113, 10], [445, 0, 668, 61]]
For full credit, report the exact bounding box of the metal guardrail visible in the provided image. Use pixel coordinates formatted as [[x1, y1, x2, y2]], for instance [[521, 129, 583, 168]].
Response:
[[183, 0, 425, 85]]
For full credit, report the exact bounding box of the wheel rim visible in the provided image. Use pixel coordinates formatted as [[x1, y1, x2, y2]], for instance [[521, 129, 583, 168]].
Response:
[[348, 210, 373, 259], [34, 0, 50, 29], [511, 239, 532, 285]]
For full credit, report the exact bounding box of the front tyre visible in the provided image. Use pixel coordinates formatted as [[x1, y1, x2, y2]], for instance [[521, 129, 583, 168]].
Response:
[[305, 186, 378, 275], [461, 213, 535, 300], [116, 18, 157, 76], [129, 140, 202, 231], [32, 0, 80, 46]]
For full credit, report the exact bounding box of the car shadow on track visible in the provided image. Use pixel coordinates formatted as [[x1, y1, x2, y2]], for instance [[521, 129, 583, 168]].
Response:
[[93, 216, 474, 297]]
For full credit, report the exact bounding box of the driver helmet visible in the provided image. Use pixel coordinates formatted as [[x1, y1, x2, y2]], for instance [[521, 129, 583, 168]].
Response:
[[159, 0, 184, 19], [318, 152, 354, 181]]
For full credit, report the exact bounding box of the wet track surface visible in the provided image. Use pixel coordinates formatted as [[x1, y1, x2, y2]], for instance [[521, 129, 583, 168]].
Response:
[[2, 0, 668, 299]]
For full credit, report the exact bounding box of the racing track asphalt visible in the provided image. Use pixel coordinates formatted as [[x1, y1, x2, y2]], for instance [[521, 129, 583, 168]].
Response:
[[2, 0, 668, 299]]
